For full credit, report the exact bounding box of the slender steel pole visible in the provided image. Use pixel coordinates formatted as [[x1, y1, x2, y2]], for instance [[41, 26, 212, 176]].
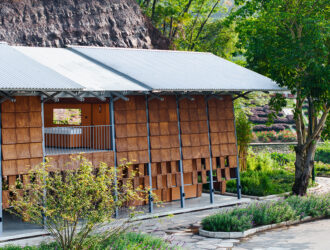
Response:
[[145, 95, 154, 213], [0, 104, 3, 235], [110, 96, 119, 217], [175, 96, 185, 208], [41, 96, 47, 227], [205, 96, 214, 204], [232, 100, 242, 199]]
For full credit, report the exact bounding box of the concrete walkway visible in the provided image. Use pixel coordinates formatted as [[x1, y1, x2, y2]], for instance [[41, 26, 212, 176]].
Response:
[[234, 219, 330, 250]]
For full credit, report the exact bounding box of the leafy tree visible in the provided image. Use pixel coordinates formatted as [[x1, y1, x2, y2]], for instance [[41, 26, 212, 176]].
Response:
[[9, 155, 146, 250], [231, 0, 329, 195], [234, 103, 253, 171], [138, 0, 239, 60]]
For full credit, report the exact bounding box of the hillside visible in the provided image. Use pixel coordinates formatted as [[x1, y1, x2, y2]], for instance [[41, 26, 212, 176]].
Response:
[[0, 0, 169, 49]]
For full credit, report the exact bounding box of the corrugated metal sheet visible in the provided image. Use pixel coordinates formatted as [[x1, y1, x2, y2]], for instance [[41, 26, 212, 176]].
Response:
[[71, 46, 282, 91], [15, 46, 149, 92], [0, 43, 83, 91]]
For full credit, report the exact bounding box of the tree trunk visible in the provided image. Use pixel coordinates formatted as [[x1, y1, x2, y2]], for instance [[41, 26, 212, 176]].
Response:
[[292, 142, 317, 195]]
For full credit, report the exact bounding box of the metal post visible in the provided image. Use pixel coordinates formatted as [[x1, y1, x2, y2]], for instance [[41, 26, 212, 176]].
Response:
[[145, 95, 154, 213], [175, 96, 185, 208], [109, 96, 119, 217], [205, 97, 214, 204], [0, 105, 3, 235], [232, 100, 241, 199], [40, 97, 47, 227]]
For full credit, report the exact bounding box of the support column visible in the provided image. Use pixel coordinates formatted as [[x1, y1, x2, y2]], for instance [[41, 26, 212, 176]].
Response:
[[232, 100, 241, 199], [41, 97, 47, 226], [0, 105, 3, 235], [205, 96, 214, 204], [109, 96, 119, 217], [175, 96, 185, 208], [145, 95, 154, 213]]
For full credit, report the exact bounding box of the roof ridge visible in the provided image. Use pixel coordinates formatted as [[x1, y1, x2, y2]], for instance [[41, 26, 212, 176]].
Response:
[[66, 45, 213, 55]]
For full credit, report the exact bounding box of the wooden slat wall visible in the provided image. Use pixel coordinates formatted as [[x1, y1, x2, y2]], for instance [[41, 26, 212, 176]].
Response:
[[114, 95, 238, 203], [2, 96, 43, 209]]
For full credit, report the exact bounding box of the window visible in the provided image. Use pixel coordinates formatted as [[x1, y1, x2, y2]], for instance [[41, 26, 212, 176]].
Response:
[[53, 108, 82, 125]]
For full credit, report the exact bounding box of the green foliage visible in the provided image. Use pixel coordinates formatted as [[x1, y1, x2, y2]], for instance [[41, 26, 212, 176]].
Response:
[[9, 156, 146, 250], [202, 195, 329, 232], [236, 111, 253, 148], [0, 232, 175, 250], [321, 116, 330, 141], [286, 194, 330, 218], [315, 162, 330, 177], [315, 141, 330, 164], [270, 152, 295, 166], [138, 0, 240, 60], [202, 200, 296, 232]]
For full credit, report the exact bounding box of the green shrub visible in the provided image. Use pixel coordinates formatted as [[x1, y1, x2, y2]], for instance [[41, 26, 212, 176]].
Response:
[[201, 208, 253, 232], [202, 195, 328, 233], [226, 169, 294, 196], [202, 200, 296, 232], [315, 162, 330, 177], [315, 141, 330, 164], [286, 194, 330, 218], [0, 232, 175, 250]]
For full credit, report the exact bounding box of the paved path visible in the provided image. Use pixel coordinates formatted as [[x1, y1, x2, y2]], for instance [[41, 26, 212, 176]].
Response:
[[234, 219, 330, 250], [308, 177, 330, 195]]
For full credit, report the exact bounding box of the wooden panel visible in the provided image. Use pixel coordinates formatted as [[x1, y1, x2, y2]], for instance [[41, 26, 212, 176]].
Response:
[[150, 136, 160, 149], [182, 147, 192, 159], [159, 135, 170, 149], [126, 110, 138, 124], [180, 121, 190, 134], [115, 110, 126, 124], [127, 137, 138, 151], [16, 144, 30, 159], [128, 151, 139, 163], [182, 159, 193, 173], [30, 127, 43, 142], [220, 144, 229, 156], [2, 100, 15, 112], [2, 144, 17, 160], [181, 134, 191, 147], [167, 174, 172, 188], [160, 149, 171, 161], [92, 104, 110, 125], [159, 122, 170, 136], [2, 160, 17, 175], [16, 128, 30, 143], [136, 123, 148, 136], [170, 148, 180, 161], [138, 150, 149, 163], [29, 96, 41, 112], [2, 190, 10, 209], [190, 134, 200, 147], [149, 123, 159, 136], [185, 185, 197, 198], [15, 96, 29, 112], [151, 149, 161, 162], [30, 143, 43, 158], [171, 187, 181, 200], [2, 128, 17, 144], [136, 110, 147, 123], [183, 173, 192, 185], [17, 159, 31, 174], [16, 113, 29, 128], [2, 113, 16, 128], [168, 122, 179, 135], [116, 125, 127, 138]]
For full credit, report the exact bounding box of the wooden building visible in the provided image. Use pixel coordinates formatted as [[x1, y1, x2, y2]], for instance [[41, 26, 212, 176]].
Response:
[[0, 43, 282, 234]]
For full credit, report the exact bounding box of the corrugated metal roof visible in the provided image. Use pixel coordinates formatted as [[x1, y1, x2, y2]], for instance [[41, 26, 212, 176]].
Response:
[[14, 46, 149, 92], [0, 43, 83, 91], [70, 46, 282, 91]]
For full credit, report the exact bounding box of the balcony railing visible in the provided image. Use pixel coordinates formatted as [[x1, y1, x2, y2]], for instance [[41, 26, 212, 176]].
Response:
[[44, 125, 112, 155]]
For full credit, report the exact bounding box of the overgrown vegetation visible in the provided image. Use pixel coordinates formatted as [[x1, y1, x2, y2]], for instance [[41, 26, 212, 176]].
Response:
[[202, 194, 330, 232], [8, 155, 148, 250], [0, 232, 175, 250], [315, 141, 330, 164], [227, 146, 330, 196]]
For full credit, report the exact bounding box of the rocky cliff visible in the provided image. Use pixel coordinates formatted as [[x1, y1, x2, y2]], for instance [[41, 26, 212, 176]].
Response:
[[0, 0, 169, 49]]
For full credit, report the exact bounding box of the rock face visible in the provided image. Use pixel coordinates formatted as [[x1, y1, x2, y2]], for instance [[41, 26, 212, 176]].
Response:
[[0, 0, 169, 49]]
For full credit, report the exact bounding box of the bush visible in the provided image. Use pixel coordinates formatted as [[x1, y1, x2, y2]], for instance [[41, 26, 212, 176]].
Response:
[[253, 124, 286, 132], [277, 130, 296, 142], [315, 162, 330, 177], [286, 194, 330, 218], [9, 155, 147, 250], [202, 200, 296, 232], [0, 232, 175, 250], [202, 195, 329, 232], [315, 141, 330, 164]]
